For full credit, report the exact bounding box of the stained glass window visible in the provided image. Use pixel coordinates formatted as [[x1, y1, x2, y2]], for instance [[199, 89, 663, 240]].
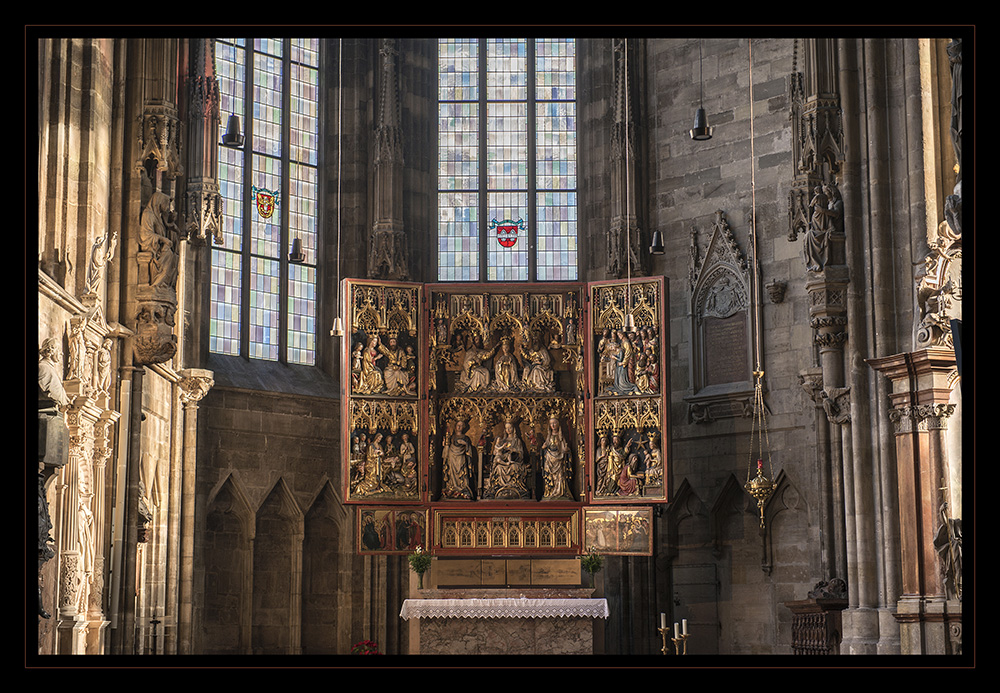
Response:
[[438, 38, 577, 283], [212, 38, 320, 365]]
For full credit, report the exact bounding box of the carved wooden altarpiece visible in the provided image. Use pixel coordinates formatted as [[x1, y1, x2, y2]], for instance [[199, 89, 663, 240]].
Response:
[[341, 277, 669, 557]]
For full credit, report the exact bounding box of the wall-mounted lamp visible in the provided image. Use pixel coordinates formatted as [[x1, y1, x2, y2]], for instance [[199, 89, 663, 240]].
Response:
[[222, 114, 245, 148], [690, 41, 713, 141]]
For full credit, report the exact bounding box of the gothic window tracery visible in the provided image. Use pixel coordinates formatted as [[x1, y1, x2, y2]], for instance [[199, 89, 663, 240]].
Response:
[[211, 38, 321, 364], [438, 38, 578, 282]]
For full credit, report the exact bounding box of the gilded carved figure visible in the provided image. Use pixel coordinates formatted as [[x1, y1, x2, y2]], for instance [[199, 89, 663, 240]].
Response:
[[442, 420, 475, 500], [492, 338, 521, 392], [356, 334, 387, 394], [541, 417, 573, 500], [521, 333, 555, 393], [355, 433, 386, 496], [379, 332, 412, 396], [485, 420, 530, 500], [457, 334, 494, 393]]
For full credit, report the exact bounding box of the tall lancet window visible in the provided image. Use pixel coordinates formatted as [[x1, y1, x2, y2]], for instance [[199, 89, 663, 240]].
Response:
[[212, 38, 320, 364], [438, 38, 578, 282]]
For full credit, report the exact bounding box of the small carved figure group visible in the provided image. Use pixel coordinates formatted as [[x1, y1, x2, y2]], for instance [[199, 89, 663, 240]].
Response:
[[444, 416, 574, 502], [352, 332, 417, 396], [597, 327, 659, 396], [454, 331, 556, 395], [594, 430, 662, 497], [350, 430, 417, 498]]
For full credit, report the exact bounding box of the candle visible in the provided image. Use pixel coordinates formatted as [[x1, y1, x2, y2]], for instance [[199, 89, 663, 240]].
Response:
[[661, 613, 667, 629], [674, 622, 679, 636], [682, 619, 688, 635]]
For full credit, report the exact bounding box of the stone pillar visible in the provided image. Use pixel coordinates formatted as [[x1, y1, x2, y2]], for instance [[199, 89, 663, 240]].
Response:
[[176, 369, 214, 654], [868, 347, 961, 654]]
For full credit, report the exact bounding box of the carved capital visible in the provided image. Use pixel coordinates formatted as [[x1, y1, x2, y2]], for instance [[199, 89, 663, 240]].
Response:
[[915, 403, 956, 431], [179, 369, 215, 406], [888, 405, 916, 435]]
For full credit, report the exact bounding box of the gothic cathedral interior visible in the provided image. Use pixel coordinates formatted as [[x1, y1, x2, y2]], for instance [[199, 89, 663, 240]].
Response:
[[34, 32, 968, 660]]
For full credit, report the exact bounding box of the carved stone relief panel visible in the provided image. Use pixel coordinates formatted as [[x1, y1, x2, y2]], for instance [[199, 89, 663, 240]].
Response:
[[684, 211, 757, 424]]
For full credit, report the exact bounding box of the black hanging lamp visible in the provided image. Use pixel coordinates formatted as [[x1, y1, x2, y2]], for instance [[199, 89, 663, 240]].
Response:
[[222, 113, 245, 147], [289, 237, 305, 263], [690, 41, 713, 141], [649, 229, 664, 255]]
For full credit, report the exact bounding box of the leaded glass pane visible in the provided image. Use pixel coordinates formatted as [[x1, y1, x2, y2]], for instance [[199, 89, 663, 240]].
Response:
[[486, 191, 528, 282], [487, 39, 526, 101], [290, 61, 319, 166], [438, 102, 479, 191], [439, 38, 478, 101], [249, 256, 280, 361], [438, 38, 576, 283], [212, 38, 319, 364], [251, 153, 282, 259], [287, 263, 317, 365], [253, 49, 283, 158], [438, 192, 479, 282], [536, 191, 578, 281], [535, 38, 576, 101], [487, 101, 527, 191], [210, 248, 242, 355], [289, 162, 318, 264]]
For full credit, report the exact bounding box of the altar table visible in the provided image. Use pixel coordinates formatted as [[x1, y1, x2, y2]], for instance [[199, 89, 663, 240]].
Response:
[[400, 598, 608, 655]]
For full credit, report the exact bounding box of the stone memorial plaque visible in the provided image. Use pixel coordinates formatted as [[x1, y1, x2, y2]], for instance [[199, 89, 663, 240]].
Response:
[[704, 312, 749, 385]]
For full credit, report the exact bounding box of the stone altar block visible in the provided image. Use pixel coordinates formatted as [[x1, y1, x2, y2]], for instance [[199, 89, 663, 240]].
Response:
[[400, 590, 608, 655]]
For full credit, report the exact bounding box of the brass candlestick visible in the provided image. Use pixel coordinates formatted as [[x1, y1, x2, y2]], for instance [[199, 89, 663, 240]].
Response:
[[657, 626, 671, 655], [671, 632, 690, 655], [668, 619, 689, 655]]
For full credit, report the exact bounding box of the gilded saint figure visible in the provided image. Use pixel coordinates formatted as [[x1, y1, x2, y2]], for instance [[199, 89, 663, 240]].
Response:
[[457, 334, 494, 393], [355, 335, 387, 394], [379, 333, 411, 395], [541, 417, 573, 500], [442, 420, 475, 500], [355, 433, 386, 496], [492, 337, 521, 392], [521, 333, 555, 392], [485, 420, 530, 500]]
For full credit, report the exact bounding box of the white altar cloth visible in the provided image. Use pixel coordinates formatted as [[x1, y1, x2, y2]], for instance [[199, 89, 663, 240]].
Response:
[[400, 598, 609, 620]]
